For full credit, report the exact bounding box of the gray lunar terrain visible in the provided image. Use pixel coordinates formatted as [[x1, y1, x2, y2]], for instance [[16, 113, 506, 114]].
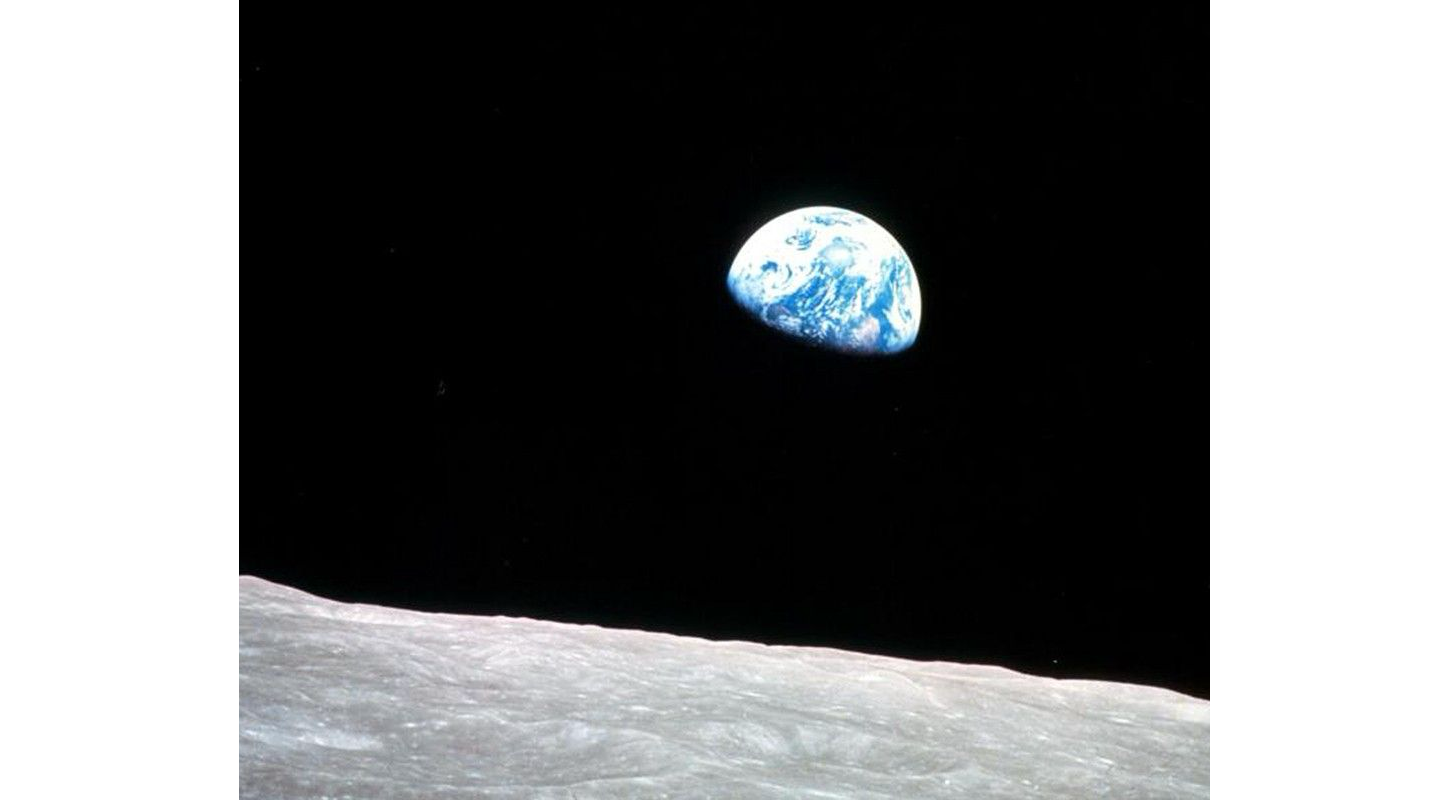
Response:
[[240, 576, 1208, 798]]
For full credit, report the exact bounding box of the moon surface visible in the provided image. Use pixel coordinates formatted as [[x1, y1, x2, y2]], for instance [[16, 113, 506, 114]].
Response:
[[240, 576, 1208, 798], [727, 206, 921, 355]]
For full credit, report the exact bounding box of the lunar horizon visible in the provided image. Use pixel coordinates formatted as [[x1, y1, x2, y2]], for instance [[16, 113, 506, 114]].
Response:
[[240, 576, 1208, 799]]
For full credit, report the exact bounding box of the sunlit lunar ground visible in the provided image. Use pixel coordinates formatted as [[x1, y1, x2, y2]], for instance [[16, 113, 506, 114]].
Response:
[[240, 577, 1208, 799]]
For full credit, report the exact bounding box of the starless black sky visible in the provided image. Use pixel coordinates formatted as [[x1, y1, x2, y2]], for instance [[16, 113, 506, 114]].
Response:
[[246, 8, 1204, 697]]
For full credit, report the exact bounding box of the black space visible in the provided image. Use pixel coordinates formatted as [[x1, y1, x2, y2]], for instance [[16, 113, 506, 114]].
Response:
[[247, 8, 1204, 697]]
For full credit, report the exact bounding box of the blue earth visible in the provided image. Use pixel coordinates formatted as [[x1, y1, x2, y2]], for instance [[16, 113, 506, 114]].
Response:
[[727, 206, 921, 354]]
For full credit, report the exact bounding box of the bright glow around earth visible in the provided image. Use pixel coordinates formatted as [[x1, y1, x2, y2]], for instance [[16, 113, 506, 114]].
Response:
[[728, 206, 921, 355]]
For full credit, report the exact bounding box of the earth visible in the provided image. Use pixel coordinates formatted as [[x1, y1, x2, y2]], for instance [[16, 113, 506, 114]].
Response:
[[727, 206, 921, 354]]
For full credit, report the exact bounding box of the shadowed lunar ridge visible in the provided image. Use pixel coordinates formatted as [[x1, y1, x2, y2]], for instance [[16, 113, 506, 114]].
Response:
[[239, 577, 1208, 799]]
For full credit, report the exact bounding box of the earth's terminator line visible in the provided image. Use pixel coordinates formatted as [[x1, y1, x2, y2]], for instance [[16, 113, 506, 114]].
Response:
[[728, 206, 922, 355]]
